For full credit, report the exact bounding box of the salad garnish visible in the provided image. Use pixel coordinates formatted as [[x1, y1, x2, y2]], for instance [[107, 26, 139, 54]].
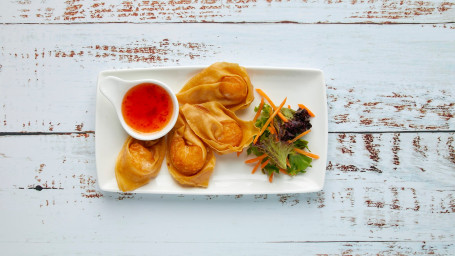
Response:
[[245, 89, 319, 182]]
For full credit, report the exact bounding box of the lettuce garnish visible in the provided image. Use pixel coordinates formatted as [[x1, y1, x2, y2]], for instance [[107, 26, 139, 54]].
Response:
[[246, 103, 314, 178]]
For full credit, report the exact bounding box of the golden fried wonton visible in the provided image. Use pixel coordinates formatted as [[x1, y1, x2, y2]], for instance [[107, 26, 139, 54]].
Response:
[[115, 137, 166, 192], [176, 62, 254, 111], [181, 102, 258, 154], [166, 113, 216, 188]]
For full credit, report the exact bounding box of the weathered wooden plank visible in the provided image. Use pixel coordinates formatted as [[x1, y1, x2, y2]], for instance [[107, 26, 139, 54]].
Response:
[[1, 0, 454, 24], [2, 241, 454, 255], [0, 133, 453, 245], [1, 23, 454, 133]]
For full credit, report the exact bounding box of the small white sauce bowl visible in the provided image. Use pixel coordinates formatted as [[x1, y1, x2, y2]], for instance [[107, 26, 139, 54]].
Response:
[[100, 76, 179, 141]]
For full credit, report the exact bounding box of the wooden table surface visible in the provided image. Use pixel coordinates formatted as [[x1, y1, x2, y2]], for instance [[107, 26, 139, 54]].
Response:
[[1, 1, 454, 255]]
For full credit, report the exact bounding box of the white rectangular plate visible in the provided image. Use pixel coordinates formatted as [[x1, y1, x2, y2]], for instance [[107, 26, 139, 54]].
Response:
[[95, 66, 328, 195]]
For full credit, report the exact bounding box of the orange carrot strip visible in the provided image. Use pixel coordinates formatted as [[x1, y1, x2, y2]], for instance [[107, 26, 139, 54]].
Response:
[[288, 129, 311, 143], [253, 98, 265, 123], [256, 88, 288, 122], [279, 168, 288, 175], [253, 97, 287, 144], [261, 159, 270, 169], [269, 172, 274, 183], [269, 125, 279, 141], [286, 159, 291, 168], [288, 105, 291, 109], [270, 125, 277, 134], [251, 161, 261, 174], [298, 104, 315, 117], [236, 149, 243, 157], [268, 125, 278, 136], [244, 154, 267, 164], [294, 148, 320, 159]]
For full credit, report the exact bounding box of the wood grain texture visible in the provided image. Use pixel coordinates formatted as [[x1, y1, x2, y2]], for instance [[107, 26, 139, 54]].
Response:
[[1, 0, 455, 24], [2, 241, 454, 255], [0, 133, 454, 252], [1, 23, 454, 133], [1, 0, 455, 253]]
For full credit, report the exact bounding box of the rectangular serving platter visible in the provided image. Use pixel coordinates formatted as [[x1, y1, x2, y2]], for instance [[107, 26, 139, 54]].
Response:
[[95, 66, 328, 195]]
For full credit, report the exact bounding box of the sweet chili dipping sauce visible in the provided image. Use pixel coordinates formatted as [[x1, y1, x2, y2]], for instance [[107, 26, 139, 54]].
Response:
[[121, 83, 173, 133]]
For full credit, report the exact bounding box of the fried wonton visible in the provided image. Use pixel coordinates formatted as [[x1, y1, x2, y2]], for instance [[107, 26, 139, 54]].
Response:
[[176, 62, 254, 111], [181, 102, 258, 154], [115, 137, 165, 192], [166, 113, 216, 188]]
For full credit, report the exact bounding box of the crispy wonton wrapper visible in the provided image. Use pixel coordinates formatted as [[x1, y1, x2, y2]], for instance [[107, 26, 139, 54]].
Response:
[[115, 137, 166, 192], [176, 62, 254, 111], [181, 102, 258, 154], [166, 113, 216, 188]]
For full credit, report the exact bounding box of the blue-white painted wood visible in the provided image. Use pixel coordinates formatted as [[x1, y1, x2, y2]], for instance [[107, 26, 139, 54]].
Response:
[[2, 241, 454, 255], [0, 133, 454, 254], [1, 0, 455, 24], [1, 1, 455, 254], [0, 24, 454, 133]]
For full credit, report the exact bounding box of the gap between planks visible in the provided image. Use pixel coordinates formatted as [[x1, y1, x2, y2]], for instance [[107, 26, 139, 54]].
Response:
[[0, 131, 94, 136], [0, 240, 441, 244], [266, 240, 430, 243], [1, 22, 455, 25], [0, 240, 447, 244], [0, 130, 454, 136]]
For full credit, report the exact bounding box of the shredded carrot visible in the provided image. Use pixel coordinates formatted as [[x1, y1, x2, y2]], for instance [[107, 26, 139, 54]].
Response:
[[245, 154, 267, 164], [286, 159, 291, 168], [294, 148, 319, 159], [288, 129, 311, 143], [279, 169, 288, 175], [261, 159, 270, 169], [288, 105, 291, 109], [251, 161, 261, 174], [269, 172, 274, 183], [253, 98, 265, 123], [269, 125, 278, 134], [270, 125, 277, 134], [236, 149, 243, 157], [253, 97, 287, 144], [269, 125, 279, 141], [298, 104, 315, 117], [256, 88, 288, 122]]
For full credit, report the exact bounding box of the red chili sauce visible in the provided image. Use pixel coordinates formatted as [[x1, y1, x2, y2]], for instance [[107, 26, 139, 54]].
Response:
[[121, 83, 173, 133]]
